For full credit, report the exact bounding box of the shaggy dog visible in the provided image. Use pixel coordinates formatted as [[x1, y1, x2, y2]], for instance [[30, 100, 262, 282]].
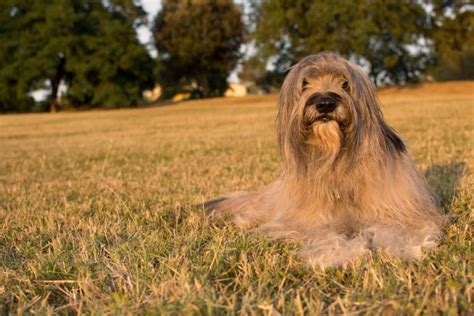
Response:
[[205, 52, 445, 268]]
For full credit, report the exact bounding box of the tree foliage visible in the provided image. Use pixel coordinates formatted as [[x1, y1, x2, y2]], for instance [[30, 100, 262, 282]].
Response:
[[153, 0, 245, 98], [0, 0, 154, 113], [244, 0, 472, 89], [429, 0, 474, 80]]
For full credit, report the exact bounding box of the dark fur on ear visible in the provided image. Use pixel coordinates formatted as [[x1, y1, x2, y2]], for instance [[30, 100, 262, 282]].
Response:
[[381, 122, 407, 154]]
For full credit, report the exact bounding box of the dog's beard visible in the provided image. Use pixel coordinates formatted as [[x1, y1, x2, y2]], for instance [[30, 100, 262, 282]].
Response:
[[307, 120, 342, 155], [303, 104, 348, 160]]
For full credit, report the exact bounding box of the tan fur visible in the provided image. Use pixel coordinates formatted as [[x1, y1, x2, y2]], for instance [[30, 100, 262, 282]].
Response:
[[204, 52, 446, 268]]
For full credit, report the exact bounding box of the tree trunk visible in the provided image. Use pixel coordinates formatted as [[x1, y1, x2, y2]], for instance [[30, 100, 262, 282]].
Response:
[[50, 93, 59, 113], [199, 74, 210, 97], [50, 55, 66, 113]]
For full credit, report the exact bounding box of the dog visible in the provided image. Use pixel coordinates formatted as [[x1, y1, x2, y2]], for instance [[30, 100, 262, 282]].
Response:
[[205, 52, 445, 268]]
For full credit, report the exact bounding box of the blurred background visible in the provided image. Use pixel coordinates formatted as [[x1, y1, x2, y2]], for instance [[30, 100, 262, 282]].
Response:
[[0, 0, 472, 113]]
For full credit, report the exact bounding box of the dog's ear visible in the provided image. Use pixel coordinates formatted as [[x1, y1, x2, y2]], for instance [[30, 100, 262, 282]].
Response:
[[344, 59, 406, 155], [381, 123, 406, 154], [344, 61, 380, 120], [277, 63, 305, 167]]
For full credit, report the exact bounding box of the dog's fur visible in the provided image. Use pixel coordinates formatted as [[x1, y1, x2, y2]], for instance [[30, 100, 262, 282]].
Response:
[[205, 52, 445, 268]]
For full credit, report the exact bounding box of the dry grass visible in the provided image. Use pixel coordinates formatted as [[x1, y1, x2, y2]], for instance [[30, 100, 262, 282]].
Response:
[[0, 81, 473, 315]]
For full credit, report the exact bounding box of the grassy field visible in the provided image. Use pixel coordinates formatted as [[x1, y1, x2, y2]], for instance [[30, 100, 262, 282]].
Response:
[[0, 81, 472, 315]]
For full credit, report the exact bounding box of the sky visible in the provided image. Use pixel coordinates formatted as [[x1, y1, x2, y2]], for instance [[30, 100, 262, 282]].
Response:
[[141, 0, 162, 17], [136, 0, 162, 55]]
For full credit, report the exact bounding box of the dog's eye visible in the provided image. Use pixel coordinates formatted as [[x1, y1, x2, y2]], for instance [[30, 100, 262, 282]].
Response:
[[342, 80, 349, 91], [302, 79, 309, 90]]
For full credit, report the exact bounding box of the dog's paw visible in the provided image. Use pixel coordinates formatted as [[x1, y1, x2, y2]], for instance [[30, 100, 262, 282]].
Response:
[[302, 233, 370, 269]]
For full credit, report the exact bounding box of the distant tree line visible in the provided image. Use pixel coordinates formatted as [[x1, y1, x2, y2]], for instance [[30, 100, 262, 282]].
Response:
[[241, 0, 473, 90], [0, 0, 472, 113]]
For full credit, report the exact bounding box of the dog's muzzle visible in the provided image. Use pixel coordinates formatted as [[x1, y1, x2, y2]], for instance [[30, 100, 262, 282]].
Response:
[[314, 92, 341, 114]]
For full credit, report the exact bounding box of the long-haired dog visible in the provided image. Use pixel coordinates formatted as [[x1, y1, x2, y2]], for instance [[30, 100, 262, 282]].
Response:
[[205, 52, 445, 268]]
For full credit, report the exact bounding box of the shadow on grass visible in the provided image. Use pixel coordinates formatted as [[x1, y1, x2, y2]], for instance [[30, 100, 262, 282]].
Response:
[[424, 161, 467, 211]]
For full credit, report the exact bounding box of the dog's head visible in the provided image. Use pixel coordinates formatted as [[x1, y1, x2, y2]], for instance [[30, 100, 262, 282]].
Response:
[[277, 52, 405, 172]]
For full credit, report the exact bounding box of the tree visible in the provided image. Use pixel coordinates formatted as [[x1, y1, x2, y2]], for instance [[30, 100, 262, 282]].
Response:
[[153, 0, 245, 98], [245, 0, 433, 87], [429, 0, 474, 80], [0, 0, 154, 113], [65, 0, 155, 109], [356, 1, 432, 85]]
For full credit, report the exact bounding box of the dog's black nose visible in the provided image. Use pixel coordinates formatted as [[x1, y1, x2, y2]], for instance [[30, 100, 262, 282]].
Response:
[[315, 96, 337, 113]]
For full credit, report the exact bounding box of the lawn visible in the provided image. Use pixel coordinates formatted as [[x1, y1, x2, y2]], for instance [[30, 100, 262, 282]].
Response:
[[0, 81, 472, 314]]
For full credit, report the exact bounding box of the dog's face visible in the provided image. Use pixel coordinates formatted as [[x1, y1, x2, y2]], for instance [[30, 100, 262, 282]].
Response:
[[299, 66, 357, 148], [277, 52, 404, 171], [301, 70, 353, 129], [277, 53, 365, 162]]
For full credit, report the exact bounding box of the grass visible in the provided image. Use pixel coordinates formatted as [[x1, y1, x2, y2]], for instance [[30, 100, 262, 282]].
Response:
[[0, 81, 473, 315]]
